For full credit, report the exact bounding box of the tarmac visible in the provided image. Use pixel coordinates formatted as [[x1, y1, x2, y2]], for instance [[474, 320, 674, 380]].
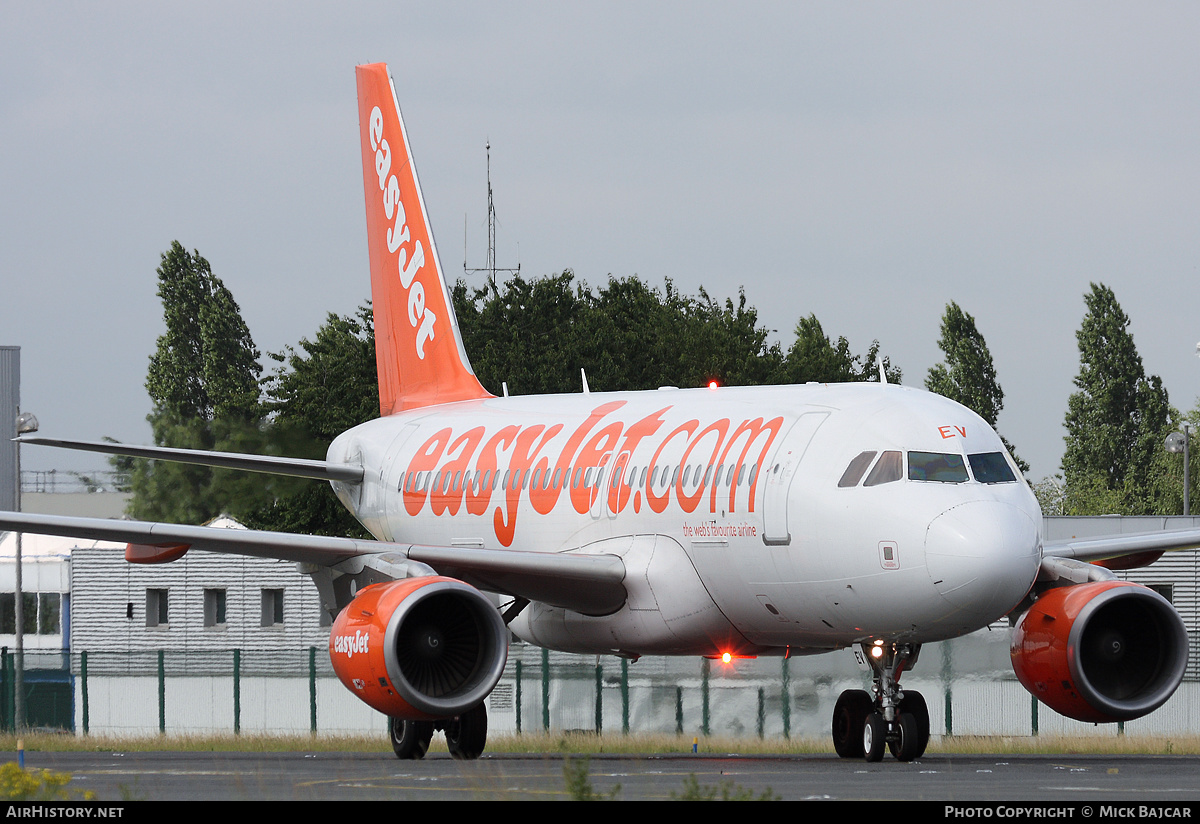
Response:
[[9, 750, 1200, 802]]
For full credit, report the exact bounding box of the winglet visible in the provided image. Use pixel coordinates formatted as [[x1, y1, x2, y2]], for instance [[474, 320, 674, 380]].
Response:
[[356, 64, 492, 415]]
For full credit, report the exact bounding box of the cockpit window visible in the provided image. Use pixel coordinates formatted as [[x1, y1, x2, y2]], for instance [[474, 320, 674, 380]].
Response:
[[838, 451, 877, 488], [968, 452, 1017, 484], [908, 452, 969, 483], [863, 451, 903, 486]]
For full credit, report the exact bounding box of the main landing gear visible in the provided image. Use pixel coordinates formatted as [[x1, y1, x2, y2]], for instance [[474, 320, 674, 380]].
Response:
[[831, 641, 929, 763], [390, 702, 488, 760]]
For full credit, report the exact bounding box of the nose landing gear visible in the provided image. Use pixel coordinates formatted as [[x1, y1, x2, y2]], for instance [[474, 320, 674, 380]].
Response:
[[831, 642, 930, 762]]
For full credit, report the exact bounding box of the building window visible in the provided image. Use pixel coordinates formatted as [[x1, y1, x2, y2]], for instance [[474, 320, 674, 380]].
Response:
[[0, 592, 59, 635], [1149, 584, 1174, 603], [204, 589, 227, 628], [37, 593, 60, 635], [261, 589, 284, 627], [146, 589, 169, 628]]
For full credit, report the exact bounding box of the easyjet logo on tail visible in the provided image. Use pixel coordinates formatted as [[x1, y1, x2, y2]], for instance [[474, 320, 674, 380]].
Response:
[[356, 63, 491, 415], [368, 105, 435, 360]]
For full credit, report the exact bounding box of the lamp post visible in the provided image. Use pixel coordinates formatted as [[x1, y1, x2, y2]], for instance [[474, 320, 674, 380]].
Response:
[[1165, 424, 1191, 516], [13, 411, 37, 732]]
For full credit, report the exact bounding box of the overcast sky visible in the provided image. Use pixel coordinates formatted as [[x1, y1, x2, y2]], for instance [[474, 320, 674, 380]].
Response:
[[3, 2, 1199, 484]]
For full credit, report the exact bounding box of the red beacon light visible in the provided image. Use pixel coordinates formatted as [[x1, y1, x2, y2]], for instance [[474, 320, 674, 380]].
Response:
[[707, 380, 719, 390], [704, 651, 757, 664]]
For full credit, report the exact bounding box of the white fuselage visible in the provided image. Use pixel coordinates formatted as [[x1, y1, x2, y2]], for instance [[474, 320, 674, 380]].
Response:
[[327, 382, 1043, 658]]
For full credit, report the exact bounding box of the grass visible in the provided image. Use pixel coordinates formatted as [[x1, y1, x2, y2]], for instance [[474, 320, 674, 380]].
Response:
[[1, 730, 1199, 756]]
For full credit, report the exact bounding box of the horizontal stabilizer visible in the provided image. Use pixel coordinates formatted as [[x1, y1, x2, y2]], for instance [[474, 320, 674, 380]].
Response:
[[17, 437, 364, 484]]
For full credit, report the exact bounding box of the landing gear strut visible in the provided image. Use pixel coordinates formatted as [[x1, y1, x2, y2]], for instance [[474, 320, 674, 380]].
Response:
[[389, 702, 489, 760], [831, 641, 929, 763]]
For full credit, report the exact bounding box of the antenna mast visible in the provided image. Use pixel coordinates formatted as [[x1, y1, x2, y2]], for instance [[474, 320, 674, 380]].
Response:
[[464, 142, 520, 295]]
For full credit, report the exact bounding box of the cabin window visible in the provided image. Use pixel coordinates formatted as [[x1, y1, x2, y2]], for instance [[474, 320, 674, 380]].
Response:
[[967, 452, 1017, 484], [908, 452, 969, 483], [863, 452, 902, 486], [838, 451, 878, 488]]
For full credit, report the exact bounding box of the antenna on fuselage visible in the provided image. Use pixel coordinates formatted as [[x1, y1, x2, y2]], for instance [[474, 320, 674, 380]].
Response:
[[502, 381, 510, 398], [581, 369, 590, 394], [879, 361, 887, 384]]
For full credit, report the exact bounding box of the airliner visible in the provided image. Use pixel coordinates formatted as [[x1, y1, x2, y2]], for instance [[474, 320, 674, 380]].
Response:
[[2, 63, 1196, 762]]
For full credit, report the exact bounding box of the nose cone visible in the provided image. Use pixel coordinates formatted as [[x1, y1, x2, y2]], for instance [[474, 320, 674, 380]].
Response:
[[926, 500, 1040, 623]]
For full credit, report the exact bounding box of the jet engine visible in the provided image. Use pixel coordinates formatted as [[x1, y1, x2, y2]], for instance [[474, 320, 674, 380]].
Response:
[[1010, 580, 1188, 723], [329, 576, 508, 720]]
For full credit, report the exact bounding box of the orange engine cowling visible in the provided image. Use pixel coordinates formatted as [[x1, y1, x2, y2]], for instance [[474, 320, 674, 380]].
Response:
[[328, 576, 509, 720], [1010, 580, 1188, 723]]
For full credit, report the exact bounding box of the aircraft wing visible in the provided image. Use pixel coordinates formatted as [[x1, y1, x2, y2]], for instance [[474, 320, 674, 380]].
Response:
[[1043, 527, 1200, 563], [16, 437, 364, 483], [0, 512, 627, 615]]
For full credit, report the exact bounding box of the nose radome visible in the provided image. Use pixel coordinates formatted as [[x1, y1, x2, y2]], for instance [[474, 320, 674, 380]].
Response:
[[925, 500, 1040, 621]]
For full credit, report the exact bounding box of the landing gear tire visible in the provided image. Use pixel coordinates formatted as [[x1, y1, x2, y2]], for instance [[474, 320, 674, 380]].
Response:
[[832, 689, 873, 759], [863, 712, 886, 763], [898, 691, 930, 759], [390, 717, 434, 760], [445, 702, 488, 760], [888, 712, 921, 762]]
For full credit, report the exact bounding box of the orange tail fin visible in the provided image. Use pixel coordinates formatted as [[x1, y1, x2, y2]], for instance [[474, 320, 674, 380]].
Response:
[[356, 63, 492, 415]]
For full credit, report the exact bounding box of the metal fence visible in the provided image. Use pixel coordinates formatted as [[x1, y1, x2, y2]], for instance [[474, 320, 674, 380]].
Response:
[[4, 630, 1197, 740]]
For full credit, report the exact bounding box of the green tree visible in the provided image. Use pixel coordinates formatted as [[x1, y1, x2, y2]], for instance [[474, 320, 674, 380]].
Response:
[[782, 315, 901, 385], [248, 304, 379, 537], [126, 242, 264, 523], [453, 272, 787, 395], [925, 301, 1027, 473], [1061, 283, 1171, 514]]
